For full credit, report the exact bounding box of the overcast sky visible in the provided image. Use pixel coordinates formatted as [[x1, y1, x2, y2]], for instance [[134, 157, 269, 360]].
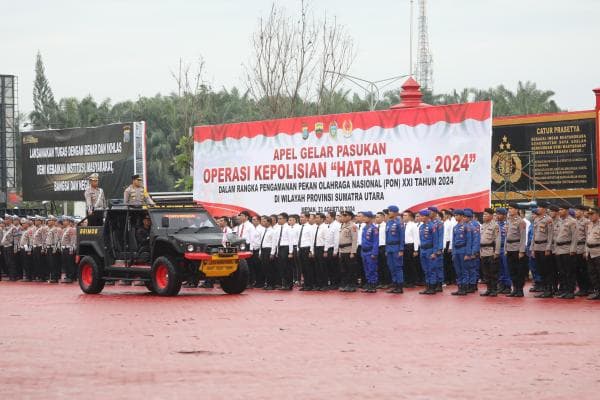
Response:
[[3, 0, 599, 117]]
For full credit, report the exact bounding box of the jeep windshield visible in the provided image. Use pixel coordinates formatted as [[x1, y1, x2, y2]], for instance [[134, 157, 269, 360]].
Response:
[[151, 210, 219, 233]]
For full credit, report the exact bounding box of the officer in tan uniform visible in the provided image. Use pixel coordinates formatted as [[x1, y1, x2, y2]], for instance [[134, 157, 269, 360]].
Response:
[[60, 217, 77, 283], [504, 203, 527, 297], [124, 174, 156, 206], [84, 173, 106, 225], [553, 204, 577, 299], [19, 217, 34, 282], [32, 216, 48, 281], [573, 205, 592, 296], [44, 216, 61, 283], [479, 208, 501, 296], [338, 210, 358, 292], [585, 207, 600, 300], [2, 215, 20, 281], [532, 201, 555, 298]]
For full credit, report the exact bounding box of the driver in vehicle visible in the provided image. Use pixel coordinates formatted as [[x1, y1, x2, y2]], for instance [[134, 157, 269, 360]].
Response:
[[136, 215, 152, 262]]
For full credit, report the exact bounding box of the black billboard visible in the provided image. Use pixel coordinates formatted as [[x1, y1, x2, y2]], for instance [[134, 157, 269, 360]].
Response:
[[492, 118, 596, 191], [21, 122, 146, 201]]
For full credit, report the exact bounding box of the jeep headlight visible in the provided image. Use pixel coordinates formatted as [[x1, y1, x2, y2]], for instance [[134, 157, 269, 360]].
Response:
[[186, 244, 195, 252]]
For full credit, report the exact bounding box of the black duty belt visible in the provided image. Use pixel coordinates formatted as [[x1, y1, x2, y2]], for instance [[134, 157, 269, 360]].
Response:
[[556, 241, 571, 246], [534, 240, 547, 244], [387, 241, 401, 245], [480, 243, 494, 247], [506, 239, 520, 244], [454, 243, 466, 249], [420, 243, 433, 250], [339, 243, 351, 249], [577, 241, 586, 245], [587, 243, 600, 248]]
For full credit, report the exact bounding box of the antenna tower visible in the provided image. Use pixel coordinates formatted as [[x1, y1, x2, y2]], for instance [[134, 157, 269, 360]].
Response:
[[415, 0, 433, 92]]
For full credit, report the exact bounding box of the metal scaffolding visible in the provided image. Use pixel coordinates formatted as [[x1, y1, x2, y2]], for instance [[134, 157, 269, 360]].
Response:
[[0, 75, 18, 206]]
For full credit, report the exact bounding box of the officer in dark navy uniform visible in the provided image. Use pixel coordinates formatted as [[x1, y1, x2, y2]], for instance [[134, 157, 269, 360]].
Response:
[[360, 212, 379, 293], [451, 209, 470, 296], [385, 205, 405, 294], [418, 209, 439, 295]]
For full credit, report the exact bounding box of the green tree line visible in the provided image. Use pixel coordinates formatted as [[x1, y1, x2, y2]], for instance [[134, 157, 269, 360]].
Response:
[[27, 3, 562, 193]]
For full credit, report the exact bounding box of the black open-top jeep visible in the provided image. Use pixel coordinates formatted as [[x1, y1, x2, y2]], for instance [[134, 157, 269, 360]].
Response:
[[76, 199, 250, 296]]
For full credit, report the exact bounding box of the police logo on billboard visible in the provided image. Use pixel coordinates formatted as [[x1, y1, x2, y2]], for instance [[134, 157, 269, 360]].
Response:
[[315, 122, 324, 138], [123, 125, 131, 143], [491, 135, 522, 184], [301, 123, 309, 140], [342, 120, 353, 138], [329, 121, 338, 138]]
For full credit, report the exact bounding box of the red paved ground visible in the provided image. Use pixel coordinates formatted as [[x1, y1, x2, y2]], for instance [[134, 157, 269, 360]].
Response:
[[1, 281, 599, 400]]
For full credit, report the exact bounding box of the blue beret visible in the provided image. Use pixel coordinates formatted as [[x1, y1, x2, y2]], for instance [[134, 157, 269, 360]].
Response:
[[427, 206, 439, 213], [363, 211, 374, 218], [419, 209, 431, 217], [464, 209, 473, 218], [568, 209, 576, 217], [531, 208, 539, 215], [495, 207, 507, 215], [453, 209, 464, 216], [388, 205, 399, 213], [464, 208, 473, 213]]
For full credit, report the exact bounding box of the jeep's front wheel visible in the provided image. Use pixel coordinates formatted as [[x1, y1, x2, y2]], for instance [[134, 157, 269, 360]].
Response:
[[78, 256, 105, 294], [220, 259, 249, 294], [151, 256, 181, 296]]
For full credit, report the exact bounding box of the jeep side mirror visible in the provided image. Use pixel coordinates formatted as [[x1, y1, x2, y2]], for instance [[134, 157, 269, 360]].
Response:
[[161, 217, 169, 228]]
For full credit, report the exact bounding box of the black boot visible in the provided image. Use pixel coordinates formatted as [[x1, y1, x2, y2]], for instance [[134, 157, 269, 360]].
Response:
[[587, 290, 600, 300], [513, 288, 524, 297], [419, 284, 436, 295], [435, 282, 443, 292]]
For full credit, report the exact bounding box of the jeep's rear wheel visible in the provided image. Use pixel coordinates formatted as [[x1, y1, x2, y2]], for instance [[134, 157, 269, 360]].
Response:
[[151, 256, 181, 296], [220, 259, 249, 294], [78, 256, 105, 294]]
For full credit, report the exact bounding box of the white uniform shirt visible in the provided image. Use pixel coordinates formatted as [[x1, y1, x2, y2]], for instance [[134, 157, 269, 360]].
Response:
[[250, 225, 264, 251], [312, 223, 328, 248], [258, 226, 274, 255], [221, 226, 233, 246], [524, 218, 531, 247], [406, 221, 420, 251], [443, 217, 457, 250], [378, 221, 386, 246], [270, 223, 293, 255], [298, 223, 315, 252], [357, 223, 365, 246], [235, 220, 256, 244], [326, 220, 341, 253], [288, 223, 301, 249]]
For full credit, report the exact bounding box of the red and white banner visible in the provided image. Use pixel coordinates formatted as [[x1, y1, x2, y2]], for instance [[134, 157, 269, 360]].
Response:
[[193, 102, 492, 216]]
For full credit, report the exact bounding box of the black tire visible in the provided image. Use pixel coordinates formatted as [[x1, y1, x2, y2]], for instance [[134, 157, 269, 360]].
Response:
[[151, 256, 182, 296], [220, 259, 249, 294], [78, 256, 105, 294]]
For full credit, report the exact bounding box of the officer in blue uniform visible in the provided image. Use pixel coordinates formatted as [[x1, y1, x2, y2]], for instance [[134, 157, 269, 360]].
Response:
[[428, 207, 445, 292], [495, 207, 512, 294], [385, 205, 405, 294], [361, 212, 379, 293], [451, 209, 470, 295], [418, 209, 439, 295], [463, 209, 480, 293]]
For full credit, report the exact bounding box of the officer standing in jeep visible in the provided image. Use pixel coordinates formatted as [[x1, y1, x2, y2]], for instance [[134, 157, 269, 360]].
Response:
[[124, 174, 156, 206], [84, 173, 106, 226]]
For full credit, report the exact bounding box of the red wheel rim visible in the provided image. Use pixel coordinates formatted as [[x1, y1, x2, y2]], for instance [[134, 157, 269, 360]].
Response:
[[81, 264, 93, 287], [155, 264, 169, 289]]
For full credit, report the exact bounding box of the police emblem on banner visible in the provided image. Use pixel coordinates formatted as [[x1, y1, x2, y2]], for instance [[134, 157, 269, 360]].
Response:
[[342, 120, 353, 138], [301, 123, 309, 140], [329, 121, 338, 138], [123, 125, 131, 143], [315, 122, 324, 138], [491, 135, 522, 184]]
